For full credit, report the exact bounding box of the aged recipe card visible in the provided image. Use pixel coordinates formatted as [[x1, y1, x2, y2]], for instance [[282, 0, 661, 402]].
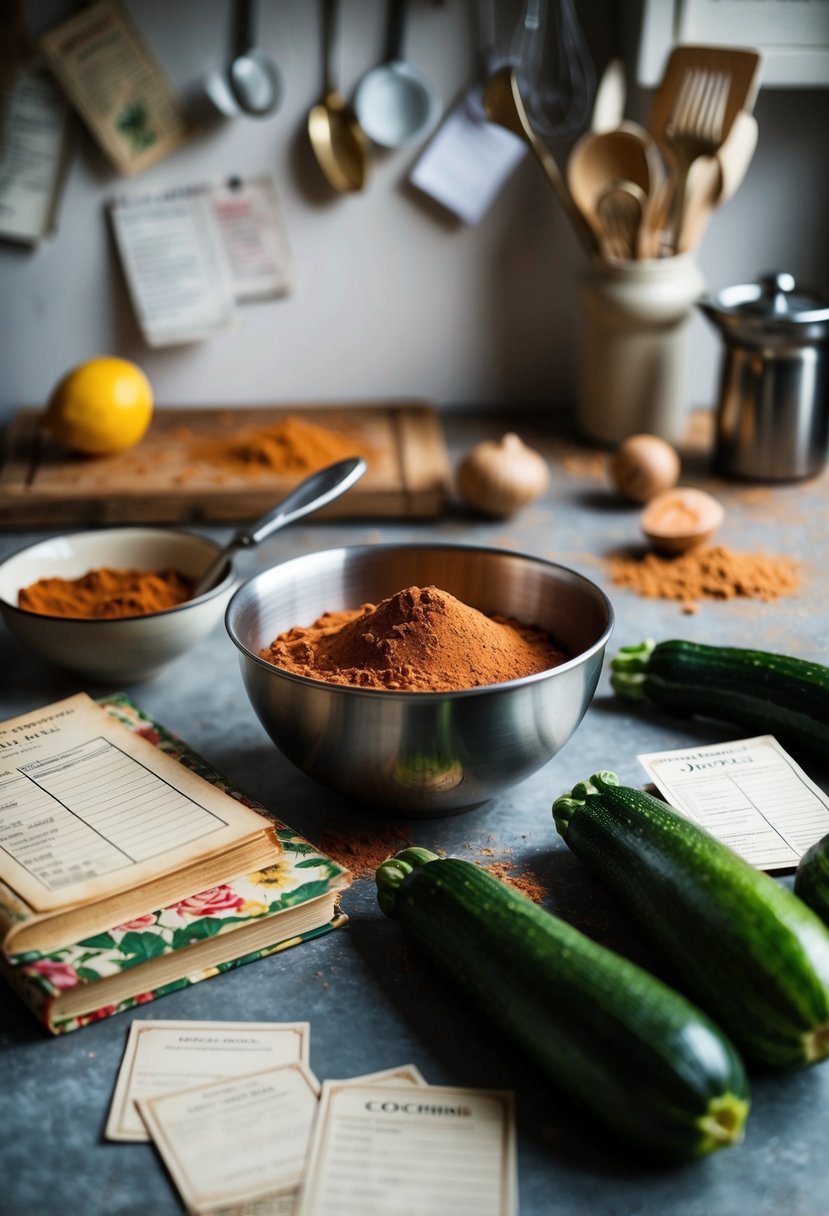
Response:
[[0, 693, 278, 953], [106, 1020, 310, 1142], [295, 1082, 517, 1216], [638, 734, 829, 871], [138, 1060, 320, 1215], [39, 0, 189, 175]]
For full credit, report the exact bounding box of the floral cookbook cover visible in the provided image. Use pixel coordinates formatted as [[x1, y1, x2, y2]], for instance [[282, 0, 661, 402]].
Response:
[[0, 695, 350, 1034]]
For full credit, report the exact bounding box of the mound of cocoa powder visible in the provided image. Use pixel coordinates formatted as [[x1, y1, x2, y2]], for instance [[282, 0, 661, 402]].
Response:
[[260, 585, 566, 692]]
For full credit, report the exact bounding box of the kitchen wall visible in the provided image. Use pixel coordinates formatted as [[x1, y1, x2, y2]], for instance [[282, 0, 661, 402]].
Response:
[[2, 0, 827, 423]]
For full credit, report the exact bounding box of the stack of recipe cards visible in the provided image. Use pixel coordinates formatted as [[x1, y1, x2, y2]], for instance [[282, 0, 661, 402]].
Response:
[[107, 1019, 518, 1216]]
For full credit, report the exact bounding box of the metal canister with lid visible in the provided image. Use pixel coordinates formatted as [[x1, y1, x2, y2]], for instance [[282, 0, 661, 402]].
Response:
[[699, 272, 829, 480]]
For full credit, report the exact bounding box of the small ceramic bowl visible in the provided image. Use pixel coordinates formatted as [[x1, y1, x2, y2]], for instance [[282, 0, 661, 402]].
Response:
[[0, 527, 235, 683]]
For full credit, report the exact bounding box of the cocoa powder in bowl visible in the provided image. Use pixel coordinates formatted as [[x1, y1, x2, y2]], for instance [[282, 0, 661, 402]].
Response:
[[260, 584, 567, 692]]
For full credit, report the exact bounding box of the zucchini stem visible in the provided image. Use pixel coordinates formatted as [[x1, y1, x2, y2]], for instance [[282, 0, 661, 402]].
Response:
[[376, 848, 440, 918], [553, 774, 619, 836], [805, 1023, 829, 1064], [609, 639, 656, 701], [696, 1094, 750, 1155]]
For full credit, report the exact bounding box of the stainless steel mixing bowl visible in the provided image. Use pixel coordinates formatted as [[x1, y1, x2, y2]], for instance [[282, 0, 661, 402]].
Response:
[[225, 543, 614, 815]]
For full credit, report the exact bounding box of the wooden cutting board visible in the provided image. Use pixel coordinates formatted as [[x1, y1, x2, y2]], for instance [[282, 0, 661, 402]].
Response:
[[0, 402, 453, 526]]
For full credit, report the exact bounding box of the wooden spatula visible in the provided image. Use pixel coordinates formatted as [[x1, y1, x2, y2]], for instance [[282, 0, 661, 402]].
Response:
[[650, 44, 763, 156], [650, 45, 761, 251]]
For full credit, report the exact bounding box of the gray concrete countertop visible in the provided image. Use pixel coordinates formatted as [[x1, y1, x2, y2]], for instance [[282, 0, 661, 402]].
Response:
[[1, 413, 828, 1216]]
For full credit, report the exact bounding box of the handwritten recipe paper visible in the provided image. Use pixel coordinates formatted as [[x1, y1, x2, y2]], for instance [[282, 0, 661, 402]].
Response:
[[638, 735, 829, 871], [296, 1082, 517, 1216], [0, 58, 71, 246], [106, 1020, 310, 1142], [109, 175, 292, 346]]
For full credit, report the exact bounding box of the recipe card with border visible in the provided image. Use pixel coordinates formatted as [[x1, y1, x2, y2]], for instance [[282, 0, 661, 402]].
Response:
[[138, 1060, 320, 1215], [193, 1064, 427, 1216], [106, 1019, 310, 1142], [294, 1081, 517, 1216], [638, 734, 829, 871], [0, 692, 281, 954], [340, 1063, 427, 1087]]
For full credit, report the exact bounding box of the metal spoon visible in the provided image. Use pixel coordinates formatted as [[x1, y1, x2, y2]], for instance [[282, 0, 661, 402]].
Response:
[[191, 456, 367, 599], [354, 0, 441, 149], [308, 0, 371, 193], [204, 0, 282, 119], [483, 66, 599, 255]]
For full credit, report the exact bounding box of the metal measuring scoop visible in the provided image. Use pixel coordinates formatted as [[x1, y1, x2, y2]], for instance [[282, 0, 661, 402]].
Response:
[[191, 456, 367, 599], [353, 0, 441, 149], [204, 0, 282, 119]]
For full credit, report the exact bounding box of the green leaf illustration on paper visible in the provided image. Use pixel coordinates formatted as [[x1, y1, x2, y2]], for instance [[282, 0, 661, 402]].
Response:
[[116, 101, 157, 151]]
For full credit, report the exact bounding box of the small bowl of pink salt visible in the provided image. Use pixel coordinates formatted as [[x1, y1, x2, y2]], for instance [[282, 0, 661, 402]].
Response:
[[226, 543, 614, 814]]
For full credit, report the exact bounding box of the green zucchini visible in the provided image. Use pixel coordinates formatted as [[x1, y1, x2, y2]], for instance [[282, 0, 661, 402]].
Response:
[[795, 834, 829, 926], [553, 772, 829, 1069], [610, 639, 829, 755], [376, 846, 749, 1161]]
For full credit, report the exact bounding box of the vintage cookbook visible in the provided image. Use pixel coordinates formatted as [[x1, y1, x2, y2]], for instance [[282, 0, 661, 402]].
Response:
[[0, 694, 350, 1034]]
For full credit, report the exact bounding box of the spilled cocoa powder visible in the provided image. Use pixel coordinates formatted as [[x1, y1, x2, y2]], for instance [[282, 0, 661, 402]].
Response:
[[261, 585, 566, 692], [609, 544, 800, 613], [480, 861, 547, 903], [316, 827, 413, 880], [316, 826, 548, 902]]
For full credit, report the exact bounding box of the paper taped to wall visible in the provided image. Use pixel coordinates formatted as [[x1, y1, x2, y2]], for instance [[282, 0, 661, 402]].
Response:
[[109, 175, 292, 347]]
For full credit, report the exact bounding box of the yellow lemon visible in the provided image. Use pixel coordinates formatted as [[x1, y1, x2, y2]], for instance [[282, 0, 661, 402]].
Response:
[[43, 357, 154, 455]]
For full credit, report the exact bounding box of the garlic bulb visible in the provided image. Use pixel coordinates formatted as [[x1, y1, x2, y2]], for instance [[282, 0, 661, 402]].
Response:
[[456, 432, 550, 518], [609, 434, 680, 504]]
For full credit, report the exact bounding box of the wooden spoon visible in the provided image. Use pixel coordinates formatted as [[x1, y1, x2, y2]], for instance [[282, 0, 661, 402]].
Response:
[[567, 124, 656, 253]]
